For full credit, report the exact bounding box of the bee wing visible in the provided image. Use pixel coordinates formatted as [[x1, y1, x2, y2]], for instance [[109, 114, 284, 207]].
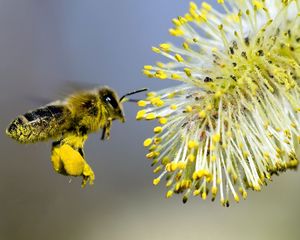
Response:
[[58, 80, 99, 97], [25, 96, 53, 106]]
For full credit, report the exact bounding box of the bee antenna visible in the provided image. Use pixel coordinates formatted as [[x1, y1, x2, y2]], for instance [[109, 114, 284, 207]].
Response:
[[120, 88, 148, 102]]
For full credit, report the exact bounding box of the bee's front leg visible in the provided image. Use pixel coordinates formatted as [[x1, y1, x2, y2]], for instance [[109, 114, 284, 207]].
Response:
[[51, 139, 95, 187], [101, 118, 112, 140]]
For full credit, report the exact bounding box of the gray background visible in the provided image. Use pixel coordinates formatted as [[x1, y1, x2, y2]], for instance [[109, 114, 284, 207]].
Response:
[[0, 1, 300, 240]]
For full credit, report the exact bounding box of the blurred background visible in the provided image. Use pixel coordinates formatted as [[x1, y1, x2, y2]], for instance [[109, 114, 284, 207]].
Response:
[[1, 1, 300, 239]]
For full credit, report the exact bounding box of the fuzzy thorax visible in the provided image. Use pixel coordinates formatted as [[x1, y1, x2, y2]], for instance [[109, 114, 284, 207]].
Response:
[[138, 0, 300, 205]]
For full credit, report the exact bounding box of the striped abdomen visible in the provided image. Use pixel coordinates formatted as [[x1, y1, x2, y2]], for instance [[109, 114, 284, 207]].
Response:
[[6, 105, 70, 143]]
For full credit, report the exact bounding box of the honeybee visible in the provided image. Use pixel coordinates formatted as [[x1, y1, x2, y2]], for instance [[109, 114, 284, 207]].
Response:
[[6, 86, 147, 187]]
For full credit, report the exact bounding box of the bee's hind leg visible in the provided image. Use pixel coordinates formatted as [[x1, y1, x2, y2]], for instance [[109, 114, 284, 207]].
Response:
[[51, 138, 95, 187], [78, 147, 95, 187], [51, 140, 66, 175]]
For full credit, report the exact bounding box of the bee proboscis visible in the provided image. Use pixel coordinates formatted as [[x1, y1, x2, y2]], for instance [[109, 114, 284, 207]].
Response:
[[6, 86, 147, 187]]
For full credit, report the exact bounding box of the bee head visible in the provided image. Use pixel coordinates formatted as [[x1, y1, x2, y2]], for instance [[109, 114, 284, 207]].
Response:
[[99, 87, 125, 123]]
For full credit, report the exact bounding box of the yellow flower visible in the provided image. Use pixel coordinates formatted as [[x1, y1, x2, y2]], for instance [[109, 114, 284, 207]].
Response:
[[138, 0, 300, 206]]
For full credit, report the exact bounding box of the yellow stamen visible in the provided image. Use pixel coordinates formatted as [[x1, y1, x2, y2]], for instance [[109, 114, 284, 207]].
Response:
[[154, 126, 163, 134], [146, 113, 156, 120], [153, 178, 160, 185], [143, 138, 153, 147], [137, 100, 147, 107]]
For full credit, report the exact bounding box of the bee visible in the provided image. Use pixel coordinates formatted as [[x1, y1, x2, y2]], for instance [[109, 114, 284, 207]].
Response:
[[6, 86, 147, 187]]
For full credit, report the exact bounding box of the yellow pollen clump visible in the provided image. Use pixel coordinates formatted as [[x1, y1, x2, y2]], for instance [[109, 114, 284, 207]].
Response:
[[143, 138, 153, 147], [206, 104, 213, 111], [154, 137, 162, 144], [215, 90, 223, 98], [150, 97, 164, 107], [263, 152, 270, 159], [153, 178, 161, 185], [188, 154, 195, 162], [166, 190, 173, 198], [146, 113, 156, 120], [184, 13, 193, 21], [253, 0, 263, 10], [160, 43, 171, 52], [177, 161, 186, 170], [198, 13, 207, 22], [243, 152, 249, 158], [190, 8, 198, 19], [202, 170, 210, 177], [212, 133, 221, 143], [149, 145, 157, 151], [178, 16, 187, 25], [202, 2, 212, 11], [154, 126, 163, 134], [210, 144, 216, 151], [170, 104, 177, 110], [226, 131, 232, 137], [156, 62, 164, 68], [181, 180, 191, 189], [151, 47, 160, 53], [143, 70, 152, 77], [136, 110, 146, 120], [193, 189, 201, 196], [212, 186, 218, 196], [254, 185, 261, 191], [167, 92, 176, 98], [172, 18, 181, 26], [184, 68, 192, 77], [188, 140, 198, 149], [137, 100, 147, 107], [159, 117, 168, 125], [166, 180, 173, 187], [185, 105, 193, 112], [146, 152, 155, 159], [231, 14, 240, 23], [147, 92, 156, 97], [242, 191, 248, 199], [175, 54, 184, 62], [169, 28, 184, 36], [190, 2, 198, 10], [193, 171, 199, 180], [182, 42, 190, 50], [199, 110, 206, 118], [143, 65, 153, 70], [234, 194, 240, 203], [166, 162, 178, 172], [161, 156, 170, 165], [153, 166, 162, 174], [171, 73, 182, 80], [155, 70, 168, 80]]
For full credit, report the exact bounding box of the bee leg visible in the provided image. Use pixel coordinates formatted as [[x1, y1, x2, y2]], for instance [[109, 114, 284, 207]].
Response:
[[101, 127, 106, 140], [81, 162, 95, 187], [101, 118, 112, 140], [78, 147, 95, 187], [51, 141, 95, 186], [51, 140, 66, 175]]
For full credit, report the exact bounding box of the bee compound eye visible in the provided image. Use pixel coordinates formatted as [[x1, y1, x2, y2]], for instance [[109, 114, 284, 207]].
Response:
[[104, 94, 119, 109]]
